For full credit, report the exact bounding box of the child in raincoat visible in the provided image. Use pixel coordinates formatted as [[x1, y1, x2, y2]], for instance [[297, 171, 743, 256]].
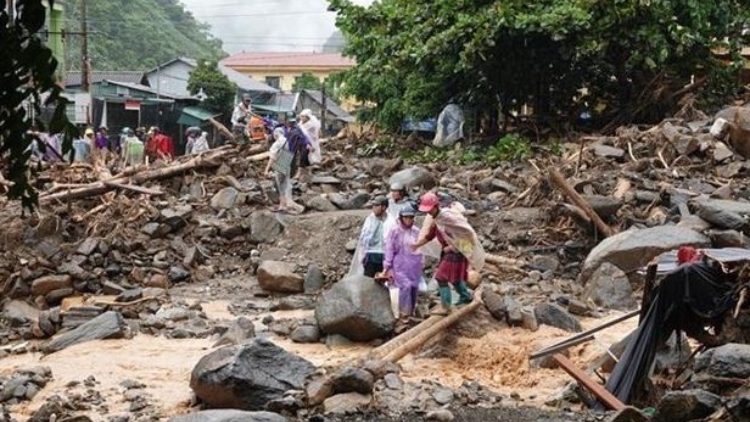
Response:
[[381, 205, 424, 322]]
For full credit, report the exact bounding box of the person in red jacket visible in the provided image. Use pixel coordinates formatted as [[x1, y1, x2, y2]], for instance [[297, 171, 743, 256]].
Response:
[[146, 126, 175, 160]]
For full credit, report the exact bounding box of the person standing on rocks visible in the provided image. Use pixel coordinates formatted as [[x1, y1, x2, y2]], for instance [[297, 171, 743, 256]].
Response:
[[380, 205, 424, 325], [299, 108, 322, 166], [411, 192, 485, 315], [231, 93, 253, 143], [351, 195, 389, 277], [265, 127, 304, 214], [385, 181, 412, 236]]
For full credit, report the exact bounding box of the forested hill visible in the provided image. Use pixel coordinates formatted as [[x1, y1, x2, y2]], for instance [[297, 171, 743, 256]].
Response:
[[64, 0, 225, 71]]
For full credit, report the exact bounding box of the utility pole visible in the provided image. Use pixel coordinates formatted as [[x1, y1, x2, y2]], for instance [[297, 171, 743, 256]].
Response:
[[7, 0, 14, 23], [321, 79, 327, 137], [79, 0, 89, 93], [79, 0, 91, 124]]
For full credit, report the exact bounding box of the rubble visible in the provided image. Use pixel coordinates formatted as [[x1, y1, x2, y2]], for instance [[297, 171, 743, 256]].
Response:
[[6, 105, 750, 421]]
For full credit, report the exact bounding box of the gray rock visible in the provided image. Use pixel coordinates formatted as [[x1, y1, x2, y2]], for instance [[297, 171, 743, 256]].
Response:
[[44, 311, 126, 353], [432, 388, 454, 405], [315, 275, 396, 341], [709, 229, 750, 248], [383, 373, 403, 390], [169, 265, 191, 283], [141, 222, 162, 237], [290, 325, 320, 343], [211, 187, 239, 210], [3, 300, 40, 326], [714, 141, 735, 162], [695, 343, 750, 378], [606, 406, 648, 422], [535, 303, 582, 333], [327, 192, 349, 209], [727, 386, 750, 421], [692, 198, 750, 215], [582, 195, 623, 219], [367, 157, 402, 177], [654, 389, 721, 422], [362, 359, 401, 379], [77, 237, 99, 256], [331, 367, 375, 394], [311, 175, 342, 185], [426, 409, 455, 422], [593, 144, 625, 159], [257, 261, 304, 294], [579, 226, 710, 284], [304, 265, 325, 294], [481, 290, 506, 321], [531, 255, 560, 273], [323, 392, 371, 415], [156, 307, 190, 322], [306, 195, 338, 212], [388, 166, 437, 191], [696, 200, 747, 230], [166, 410, 290, 422], [190, 338, 316, 411], [306, 376, 334, 405], [250, 211, 284, 244], [160, 205, 193, 232], [31, 274, 72, 296], [505, 296, 523, 326], [344, 192, 371, 210], [213, 317, 256, 348], [584, 262, 636, 310]]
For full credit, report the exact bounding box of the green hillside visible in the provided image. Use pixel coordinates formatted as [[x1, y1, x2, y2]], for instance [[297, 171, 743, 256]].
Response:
[[64, 0, 225, 71]]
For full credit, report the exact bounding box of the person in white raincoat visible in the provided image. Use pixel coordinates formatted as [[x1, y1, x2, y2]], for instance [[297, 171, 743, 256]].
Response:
[[298, 109, 322, 184]]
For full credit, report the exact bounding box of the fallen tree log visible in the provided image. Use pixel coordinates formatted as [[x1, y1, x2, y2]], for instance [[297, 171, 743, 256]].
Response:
[[39, 148, 235, 203], [369, 292, 483, 363], [548, 168, 614, 237]]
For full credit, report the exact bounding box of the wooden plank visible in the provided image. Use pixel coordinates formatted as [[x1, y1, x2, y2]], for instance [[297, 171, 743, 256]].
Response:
[[552, 353, 625, 411]]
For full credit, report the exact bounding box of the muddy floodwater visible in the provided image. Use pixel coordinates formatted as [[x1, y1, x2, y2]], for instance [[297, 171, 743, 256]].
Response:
[[1, 297, 636, 421]]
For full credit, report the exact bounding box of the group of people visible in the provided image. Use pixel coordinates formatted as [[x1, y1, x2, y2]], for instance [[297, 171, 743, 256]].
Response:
[[352, 184, 485, 329]]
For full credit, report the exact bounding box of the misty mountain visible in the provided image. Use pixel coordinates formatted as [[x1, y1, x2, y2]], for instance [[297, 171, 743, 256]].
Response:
[[64, 0, 225, 71]]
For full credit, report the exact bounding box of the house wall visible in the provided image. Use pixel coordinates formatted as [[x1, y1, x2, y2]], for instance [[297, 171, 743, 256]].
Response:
[[46, 2, 64, 79], [231, 67, 345, 92], [144, 61, 193, 97]]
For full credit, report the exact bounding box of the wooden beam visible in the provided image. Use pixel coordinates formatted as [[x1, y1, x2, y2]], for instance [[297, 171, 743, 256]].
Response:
[[552, 353, 625, 411], [103, 182, 163, 196], [548, 168, 614, 237]]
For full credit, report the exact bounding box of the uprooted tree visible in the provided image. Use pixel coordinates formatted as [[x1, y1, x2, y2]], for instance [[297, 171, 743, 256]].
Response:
[[328, 0, 750, 132], [1, 0, 77, 209]]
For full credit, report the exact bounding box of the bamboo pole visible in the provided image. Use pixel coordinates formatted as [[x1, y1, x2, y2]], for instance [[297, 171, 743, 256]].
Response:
[[382, 300, 482, 363], [548, 168, 614, 237]]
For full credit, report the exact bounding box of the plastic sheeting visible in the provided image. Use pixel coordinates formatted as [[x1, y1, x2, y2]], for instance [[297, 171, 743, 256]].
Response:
[[432, 104, 465, 148], [603, 261, 737, 405]]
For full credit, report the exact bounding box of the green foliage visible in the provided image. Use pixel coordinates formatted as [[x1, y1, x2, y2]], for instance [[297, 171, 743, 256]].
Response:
[[1, 0, 77, 210], [329, 0, 750, 130], [292, 72, 322, 92], [487, 134, 531, 163], [187, 60, 236, 117], [64, 0, 224, 71]]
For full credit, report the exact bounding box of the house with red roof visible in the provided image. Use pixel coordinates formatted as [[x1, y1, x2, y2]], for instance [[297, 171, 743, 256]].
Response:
[[221, 52, 355, 93]]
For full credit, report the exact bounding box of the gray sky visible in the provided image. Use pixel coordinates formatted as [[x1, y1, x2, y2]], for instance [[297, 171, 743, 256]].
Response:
[[179, 0, 374, 54]]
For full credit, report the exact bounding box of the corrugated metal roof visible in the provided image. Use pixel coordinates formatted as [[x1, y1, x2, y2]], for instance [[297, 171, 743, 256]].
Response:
[[302, 90, 355, 123], [66, 71, 144, 87], [143, 57, 278, 93]]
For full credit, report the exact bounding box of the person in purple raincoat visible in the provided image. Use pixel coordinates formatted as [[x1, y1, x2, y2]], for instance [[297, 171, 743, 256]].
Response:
[[380, 205, 424, 325]]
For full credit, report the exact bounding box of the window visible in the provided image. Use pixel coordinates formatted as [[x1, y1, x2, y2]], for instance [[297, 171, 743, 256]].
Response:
[[265, 76, 281, 90]]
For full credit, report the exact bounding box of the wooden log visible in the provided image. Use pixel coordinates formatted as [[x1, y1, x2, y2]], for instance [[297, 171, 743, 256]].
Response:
[[553, 353, 626, 411], [374, 297, 483, 363], [39, 149, 233, 203], [103, 182, 163, 196], [549, 168, 614, 237], [368, 315, 443, 360], [208, 117, 235, 140]]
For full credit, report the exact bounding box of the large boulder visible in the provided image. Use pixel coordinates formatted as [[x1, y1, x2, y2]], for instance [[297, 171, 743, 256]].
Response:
[[694, 343, 750, 378], [315, 275, 396, 341], [167, 410, 289, 422], [584, 263, 636, 310], [257, 261, 304, 294], [534, 303, 582, 333], [715, 106, 750, 159], [211, 187, 239, 210], [249, 211, 284, 244], [579, 226, 710, 283], [388, 166, 437, 191], [653, 389, 721, 422], [43, 311, 126, 354], [190, 338, 316, 411]]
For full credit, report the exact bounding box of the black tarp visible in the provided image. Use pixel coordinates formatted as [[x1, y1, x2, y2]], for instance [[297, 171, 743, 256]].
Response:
[[603, 261, 737, 405]]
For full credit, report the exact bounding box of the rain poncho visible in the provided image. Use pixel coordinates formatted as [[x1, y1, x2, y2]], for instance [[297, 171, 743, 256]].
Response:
[[300, 114, 322, 164], [122, 136, 144, 166], [384, 223, 423, 316], [348, 213, 386, 276], [418, 204, 485, 272], [187, 132, 210, 154]]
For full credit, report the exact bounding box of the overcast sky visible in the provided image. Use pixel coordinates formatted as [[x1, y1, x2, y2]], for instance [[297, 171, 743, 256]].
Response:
[[179, 0, 374, 55]]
